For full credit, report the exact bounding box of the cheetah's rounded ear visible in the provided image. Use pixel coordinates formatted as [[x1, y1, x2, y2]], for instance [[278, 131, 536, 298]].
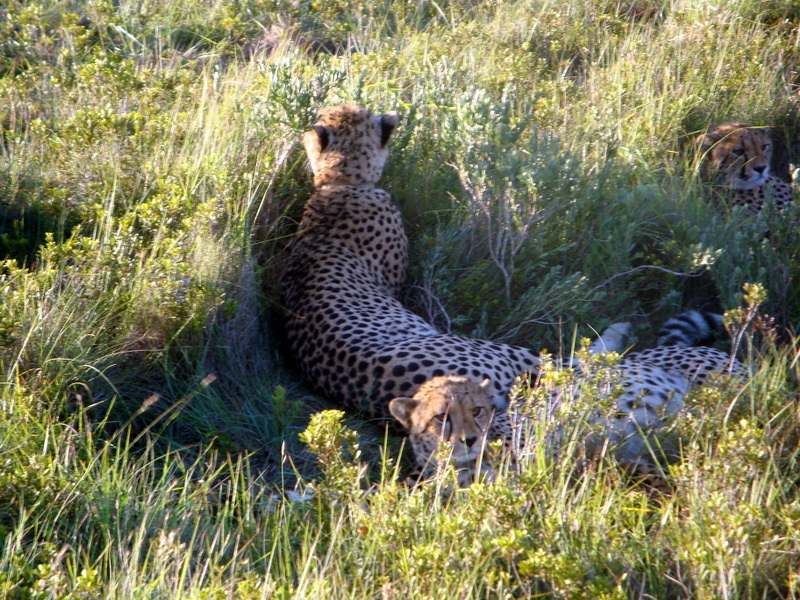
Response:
[[303, 125, 332, 172], [312, 125, 331, 153], [389, 396, 418, 430], [380, 112, 399, 147], [695, 131, 717, 153]]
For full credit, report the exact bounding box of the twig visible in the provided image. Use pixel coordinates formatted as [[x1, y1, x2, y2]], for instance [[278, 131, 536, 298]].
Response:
[[587, 265, 700, 295], [410, 285, 452, 333]]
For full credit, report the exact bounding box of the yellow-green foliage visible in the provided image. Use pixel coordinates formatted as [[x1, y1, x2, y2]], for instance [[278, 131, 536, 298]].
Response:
[[2, 0, 800, 598]]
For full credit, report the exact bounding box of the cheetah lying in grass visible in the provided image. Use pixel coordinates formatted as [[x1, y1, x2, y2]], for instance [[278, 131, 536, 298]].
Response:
[[395, 315, 741, 485], [697, 122, 793, 213], [281, 104, 741, 484]]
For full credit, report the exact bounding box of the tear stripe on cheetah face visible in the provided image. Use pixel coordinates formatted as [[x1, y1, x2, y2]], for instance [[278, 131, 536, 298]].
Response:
[[697, 122, 793, 212]]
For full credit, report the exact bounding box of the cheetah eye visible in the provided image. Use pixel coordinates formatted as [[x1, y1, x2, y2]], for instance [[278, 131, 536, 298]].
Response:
[[762, 143, 770, 151], [472, 407, 485, 418], [434, 413, 447, 424], [732, 147, 744, 156]]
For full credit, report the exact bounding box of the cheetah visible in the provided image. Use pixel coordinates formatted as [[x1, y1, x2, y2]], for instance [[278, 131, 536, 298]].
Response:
[[657, 309, 726, 347], [395, 322, 740, 483], [282, 104, 741, 483], [697, 122, 793, 213]]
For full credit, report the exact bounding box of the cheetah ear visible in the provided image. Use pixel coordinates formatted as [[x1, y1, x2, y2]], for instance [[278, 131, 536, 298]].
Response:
[[302, 125, 332, 172], [380, 112, 399, 147], [389, 396, 418, 430], [696, 131, 718, 153], [311, 125, 330, 153]]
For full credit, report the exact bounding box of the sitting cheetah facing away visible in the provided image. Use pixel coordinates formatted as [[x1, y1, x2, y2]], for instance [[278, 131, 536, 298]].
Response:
[[282, 104, 741, 483]]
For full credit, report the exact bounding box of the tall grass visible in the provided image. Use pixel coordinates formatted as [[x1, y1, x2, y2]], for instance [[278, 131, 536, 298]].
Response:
[[2, 0, 800, 597]]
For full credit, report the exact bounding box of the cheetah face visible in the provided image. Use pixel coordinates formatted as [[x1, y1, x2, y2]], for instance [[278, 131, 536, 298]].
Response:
[[697, 122, 772, 191], [303, 104, 398, 187], [389, 376, 497, 475]]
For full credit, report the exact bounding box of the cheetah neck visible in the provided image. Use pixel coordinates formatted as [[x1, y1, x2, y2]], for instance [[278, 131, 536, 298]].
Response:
[[729, 186, 765, 210], [313, 170, 374, 187], [715, 176, 793, 214], [317, 182, 373, 192]]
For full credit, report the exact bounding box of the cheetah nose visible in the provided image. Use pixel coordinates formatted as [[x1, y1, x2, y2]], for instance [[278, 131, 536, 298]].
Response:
[[465, 436, 478, 448]]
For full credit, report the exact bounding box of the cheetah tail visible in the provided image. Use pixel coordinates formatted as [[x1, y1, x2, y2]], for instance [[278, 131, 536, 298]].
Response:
[[588, 322, 632, 353], [657, 310, 725, 347]]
